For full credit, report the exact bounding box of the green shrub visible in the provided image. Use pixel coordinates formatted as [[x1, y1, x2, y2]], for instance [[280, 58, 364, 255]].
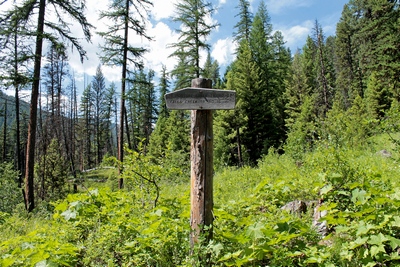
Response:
[[0, 163, 22, 213], [1, 141, 400, 266]]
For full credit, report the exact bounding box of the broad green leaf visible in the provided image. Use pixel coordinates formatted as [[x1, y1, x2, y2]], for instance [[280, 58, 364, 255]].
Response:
[[356, 222, 375, 236], [90, 188, 99, 196], [340, 248, 354, 261], [61, 210, 77, 221], [337, 190, 350, 196], [348, 182, 363, 189], [368, 233, 389, 245], [246, 222, 265, 240], [125, 241, 137, 248], [351, 188, 368, 205], [348, 236, 369, 249], [370, 245, 385, 257], [374, 197, 388, 205], [390, 216, 400, 227], [21, 242, 35, 250], [276, 222, 290, 232], [35, 260, 58, 267], [0, 256, 15, 267], [364, 214, 377, 221], [319, 202, 337, 211], [154, 209, 163, 216], [35, 261, 48, 267], [378, 214, 393, 228], [31, 250, 50, 266], [361, 207, 376, 215], [209, 242, 224, 257], [390, 191, 400, 200], [69, 201, 83, 211], [320, 184, 333, 195], [324, 214, 346, 225], [387, 236, 400, 250], [218, 250, 243, 262], [53, 201, 68, 212], [389, 251, 400, 260], [305, 255, 325, 264]]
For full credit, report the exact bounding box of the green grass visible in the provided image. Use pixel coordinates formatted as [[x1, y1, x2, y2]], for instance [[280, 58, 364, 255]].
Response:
[[2, 138, 400, 266], [73, 167, 118, 191]]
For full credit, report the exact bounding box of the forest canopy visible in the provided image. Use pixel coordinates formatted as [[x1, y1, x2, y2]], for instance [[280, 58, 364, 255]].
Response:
[[0, 0, 399, 211], [1, 0, 400, 266]]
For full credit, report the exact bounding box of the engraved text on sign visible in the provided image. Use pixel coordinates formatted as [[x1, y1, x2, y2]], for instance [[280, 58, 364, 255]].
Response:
[[165, 88, 236, 110]]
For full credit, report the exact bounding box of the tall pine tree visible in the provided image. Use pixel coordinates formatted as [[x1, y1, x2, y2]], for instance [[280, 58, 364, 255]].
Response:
[[1, 0, 92, 211], [335, 3, 364, 108], [163, 0, 218, 163], [91, 65, 108, 165], [98, 0, 152, 188], [169, 0, 219, 79], [233, 0, 253, 43], [148, 66, 170, 159]]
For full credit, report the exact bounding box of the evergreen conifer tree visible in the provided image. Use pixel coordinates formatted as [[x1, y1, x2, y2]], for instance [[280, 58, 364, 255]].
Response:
[[232, 40, 263, 163], [42, 43, 69, 143], [285, 52, 308, 128], [169, 0, 218, 79], [335, 4, 364, 108], [312, 20, 335, 117], [148, 66, 170, 158], [98, 0, 152, 188], [233, 0, 253, 43], [0, 12, 32, 184], [202, 52, 221, 87], [1, 0, 92, 211], [163, 0, 218, 165], [78, 84, 95, 170], [103, 82, 118, 157], [91, 65, 108, 165]]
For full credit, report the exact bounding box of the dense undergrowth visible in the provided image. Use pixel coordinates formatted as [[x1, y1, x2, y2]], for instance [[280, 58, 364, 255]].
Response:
[[1, 138, 400, 266]]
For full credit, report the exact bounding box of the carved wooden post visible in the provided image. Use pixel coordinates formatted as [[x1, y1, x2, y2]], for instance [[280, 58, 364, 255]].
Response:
[[189, 78, 214, 246], [165, 77, 236, 252]]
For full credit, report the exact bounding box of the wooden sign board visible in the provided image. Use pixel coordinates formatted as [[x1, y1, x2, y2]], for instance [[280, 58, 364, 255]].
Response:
[[165, 88, 236, 110]]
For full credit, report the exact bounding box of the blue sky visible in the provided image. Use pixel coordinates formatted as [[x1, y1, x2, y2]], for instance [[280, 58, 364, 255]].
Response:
[[213, 0, 346, 47], [1, 0, 349, 95], [63, 0, 350, 87]]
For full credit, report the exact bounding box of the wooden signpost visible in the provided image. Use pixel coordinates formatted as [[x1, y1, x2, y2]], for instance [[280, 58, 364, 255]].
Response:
[[165, 78, 236, 248]]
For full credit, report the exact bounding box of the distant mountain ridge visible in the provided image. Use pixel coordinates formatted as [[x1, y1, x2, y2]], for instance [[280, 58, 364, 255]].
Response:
[[0, 90, 31, 128]]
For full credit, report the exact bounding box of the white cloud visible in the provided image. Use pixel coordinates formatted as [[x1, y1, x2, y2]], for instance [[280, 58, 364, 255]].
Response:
[[276, 20, 313, 52], [211, 37, 237, 66], [143, 22, 179, 74], [35, 0, 226, 86], [266, 0, 312, 14], [151, 0, 178, 21], [68, 0, 159, 83], [67, 0, 109, 81], [68, 1, 180, 82], [217, 0, 227, 7], [205, 11, 220, 34]]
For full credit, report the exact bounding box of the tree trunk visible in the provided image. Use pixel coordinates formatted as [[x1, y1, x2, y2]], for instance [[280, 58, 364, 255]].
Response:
[[14, 37, 23, 187], [118, 0, 129, 189], [236, 126, 242, 167], [70, 77, 78, 190], [24, 0, 46, 212], [124, 105, 132, 149], [3, 99, 7, 161]]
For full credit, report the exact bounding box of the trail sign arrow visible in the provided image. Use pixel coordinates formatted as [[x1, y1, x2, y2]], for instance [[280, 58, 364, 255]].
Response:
[[165, 88, 236, 110]]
